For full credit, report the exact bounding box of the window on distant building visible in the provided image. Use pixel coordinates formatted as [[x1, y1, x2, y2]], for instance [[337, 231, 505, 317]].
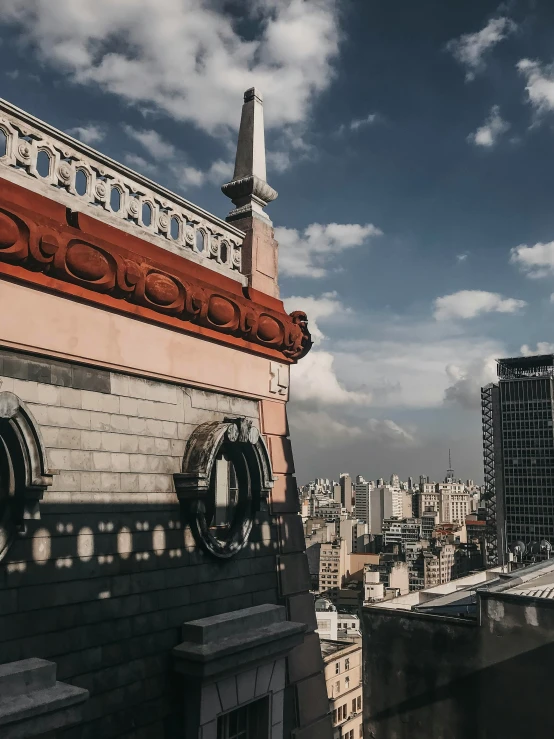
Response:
[[345, 658, 350, 670], [357, 696, 361, 711], [335, 681, 340, 695], [216, 697, 269, 739], [345, 677, 350, 689], [335, 662, 340, 674], [359, 723, 363, 737]]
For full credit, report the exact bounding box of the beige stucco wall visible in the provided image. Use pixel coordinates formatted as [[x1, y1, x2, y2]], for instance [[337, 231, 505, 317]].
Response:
[[0, 280, 289, 401]]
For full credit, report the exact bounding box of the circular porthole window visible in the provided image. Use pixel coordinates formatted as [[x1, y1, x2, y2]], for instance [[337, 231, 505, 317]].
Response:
[[174, 417, 273, 559]]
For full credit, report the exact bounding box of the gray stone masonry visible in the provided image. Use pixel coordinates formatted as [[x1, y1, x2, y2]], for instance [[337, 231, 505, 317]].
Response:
[[0, 348, 320, 739]]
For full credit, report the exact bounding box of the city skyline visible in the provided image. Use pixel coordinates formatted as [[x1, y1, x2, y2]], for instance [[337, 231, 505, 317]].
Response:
[[4, 2, 554, 481], [297, 458, 482, 489]]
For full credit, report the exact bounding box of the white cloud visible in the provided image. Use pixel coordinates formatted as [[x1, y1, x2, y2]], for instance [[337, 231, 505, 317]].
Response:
[[521, 342, 554, 356], [467, 105, 509, 147], [446, 16, 516, 81], [123, 125, 233, 188], [67, 123, 105, 144], [2, 0, 340, 138], [266, 127, 313, 173], [517, 58, 554, 116], [288, 409, 365, 442], [266, 151, 292, 174], [434, 290, 526, 320], [444, 356, 498, 409], [123, 153, 151, 172], [124, 126, 175, 159], [337, 112, 378, 135], [276, 222, 382, 278], [288, 409, 414, 447], [457, 253, 468, 262], [290, 350, 373, 407], [335, 327, 503, 410], [282, 291, 347, 343], [510, 241, 554, 278]]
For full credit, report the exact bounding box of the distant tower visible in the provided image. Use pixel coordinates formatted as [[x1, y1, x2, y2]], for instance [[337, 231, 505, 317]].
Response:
[[446, 449, 455, 483]]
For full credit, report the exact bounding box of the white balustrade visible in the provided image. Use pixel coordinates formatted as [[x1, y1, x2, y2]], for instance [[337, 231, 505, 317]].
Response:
[[0, 99, 244, 282]]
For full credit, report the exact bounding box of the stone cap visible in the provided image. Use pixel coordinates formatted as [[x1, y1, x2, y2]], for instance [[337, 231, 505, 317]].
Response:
[[0, 659, 55, 698], [181, 603, 287, 643], [0, 658, 88, 736], [173, 604, 307, 679], [245, 88, 263, 103]]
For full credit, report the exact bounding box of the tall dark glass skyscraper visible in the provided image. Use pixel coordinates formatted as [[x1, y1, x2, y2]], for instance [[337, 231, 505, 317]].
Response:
[[482, 355, 554, 565]]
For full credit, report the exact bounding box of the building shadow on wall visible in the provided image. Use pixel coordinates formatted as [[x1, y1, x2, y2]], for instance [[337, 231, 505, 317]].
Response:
[[367, 639, 554, 738], [0, 500, 286, 739]]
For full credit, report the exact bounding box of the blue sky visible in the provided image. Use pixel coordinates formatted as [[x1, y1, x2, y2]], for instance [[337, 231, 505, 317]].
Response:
[[3, 0, 554, 483]]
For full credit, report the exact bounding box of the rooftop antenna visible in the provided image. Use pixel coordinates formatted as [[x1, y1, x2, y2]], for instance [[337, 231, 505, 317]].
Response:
[[446, 449, 454, 482]]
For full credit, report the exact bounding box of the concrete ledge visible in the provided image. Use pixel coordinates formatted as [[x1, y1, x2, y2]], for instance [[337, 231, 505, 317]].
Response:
[[173, 604, 306, 679], [0, 659, 88, 739], [0, 659, 55, 699]]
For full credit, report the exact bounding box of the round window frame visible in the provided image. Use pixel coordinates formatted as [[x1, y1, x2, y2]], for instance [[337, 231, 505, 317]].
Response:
[[174, 417, 273, 559]]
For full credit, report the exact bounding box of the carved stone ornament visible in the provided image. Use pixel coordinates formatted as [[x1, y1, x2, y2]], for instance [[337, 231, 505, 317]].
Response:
[[0, 392, 53, 561], [173, 418, 273, 559], [0, 194, 312, 362]]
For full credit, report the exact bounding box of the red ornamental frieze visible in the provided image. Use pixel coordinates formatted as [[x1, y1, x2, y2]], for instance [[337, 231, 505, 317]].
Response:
[[0, 205, 312, 361]]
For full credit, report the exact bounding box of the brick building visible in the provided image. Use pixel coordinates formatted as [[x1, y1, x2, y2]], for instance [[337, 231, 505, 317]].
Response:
[[0, 91, 331, 738]]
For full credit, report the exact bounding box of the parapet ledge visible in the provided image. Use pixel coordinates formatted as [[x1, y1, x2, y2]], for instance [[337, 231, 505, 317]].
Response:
[[0, 658, 89, 738], [173, 604, 306, 679]]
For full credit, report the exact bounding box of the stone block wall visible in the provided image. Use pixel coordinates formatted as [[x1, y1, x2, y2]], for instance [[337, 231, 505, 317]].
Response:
[[0, 348, 285, 738]]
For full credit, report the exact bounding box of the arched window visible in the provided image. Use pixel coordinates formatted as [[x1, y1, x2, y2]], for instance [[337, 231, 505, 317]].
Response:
[[174, 417, 273, 558], [0, 392, 52, 561]]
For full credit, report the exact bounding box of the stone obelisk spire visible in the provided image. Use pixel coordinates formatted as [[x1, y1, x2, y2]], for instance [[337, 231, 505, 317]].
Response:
[[222, 89, 280, 297]]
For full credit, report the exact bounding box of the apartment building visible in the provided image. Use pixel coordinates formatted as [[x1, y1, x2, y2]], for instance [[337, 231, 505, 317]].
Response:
[[322, 640, 364, 739]]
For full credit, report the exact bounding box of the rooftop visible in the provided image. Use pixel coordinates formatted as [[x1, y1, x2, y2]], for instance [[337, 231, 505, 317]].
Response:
[[320, 639, 361, 660], [364, 559, 554, 618], [497, 354, 554, 379]]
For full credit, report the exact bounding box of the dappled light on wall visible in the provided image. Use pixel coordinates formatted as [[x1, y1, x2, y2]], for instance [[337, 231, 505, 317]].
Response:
[[77, 526, 94, 562], [32, 527, 50, 564]]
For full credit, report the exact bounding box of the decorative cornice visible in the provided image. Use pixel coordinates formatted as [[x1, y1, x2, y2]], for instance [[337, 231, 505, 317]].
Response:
[[0, 179, 312, 363]]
